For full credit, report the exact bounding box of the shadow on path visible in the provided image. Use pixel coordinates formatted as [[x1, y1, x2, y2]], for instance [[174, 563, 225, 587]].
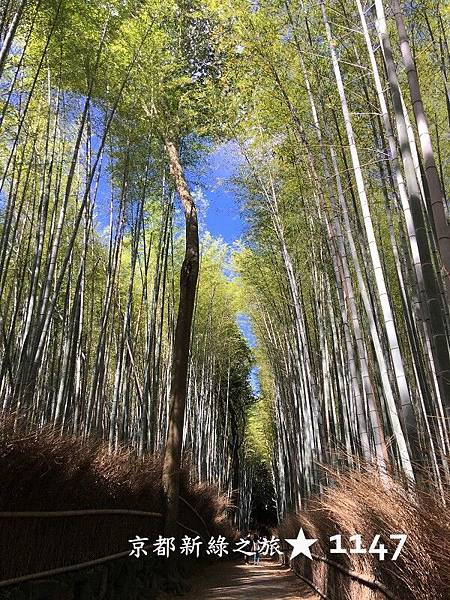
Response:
[[162, 559, 319, 599]]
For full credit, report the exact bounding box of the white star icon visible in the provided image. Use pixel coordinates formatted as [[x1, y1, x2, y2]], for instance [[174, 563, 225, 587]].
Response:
[[285, 528, 318, 560]]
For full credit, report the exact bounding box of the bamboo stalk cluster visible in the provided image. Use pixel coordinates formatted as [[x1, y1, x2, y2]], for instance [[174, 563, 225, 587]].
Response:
[[233, 0, 450, 516], [0, 0, 252, 525], [1, 0, 450, 532]]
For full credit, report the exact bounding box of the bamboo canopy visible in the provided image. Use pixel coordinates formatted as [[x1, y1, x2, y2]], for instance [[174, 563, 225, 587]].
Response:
[[0, 0, 449, 544]]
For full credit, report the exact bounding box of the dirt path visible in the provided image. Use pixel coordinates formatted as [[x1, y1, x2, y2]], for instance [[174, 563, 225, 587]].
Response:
[[160, 559, 319, 600]]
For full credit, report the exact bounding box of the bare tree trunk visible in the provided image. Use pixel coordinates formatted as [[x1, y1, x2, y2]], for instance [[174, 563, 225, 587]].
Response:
[[162, 138, 199, 538]]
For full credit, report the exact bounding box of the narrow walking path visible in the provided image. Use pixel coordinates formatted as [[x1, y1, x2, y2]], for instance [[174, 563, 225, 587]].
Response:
[[161, 559, 318, 599]]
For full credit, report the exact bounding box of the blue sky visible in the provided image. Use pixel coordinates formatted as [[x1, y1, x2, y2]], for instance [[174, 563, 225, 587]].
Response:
[[95, 139, 261, 396], [192, 140, 244, 245], [194, 143, 261, 396], [237, 314, 260, 397]]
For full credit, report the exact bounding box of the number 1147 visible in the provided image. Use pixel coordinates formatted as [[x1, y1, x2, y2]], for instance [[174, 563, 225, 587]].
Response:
[[329, 534, 407, 560]]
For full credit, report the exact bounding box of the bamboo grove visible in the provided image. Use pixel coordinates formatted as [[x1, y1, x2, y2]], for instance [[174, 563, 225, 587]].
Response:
[[231, 0, 450, 515], [0, 0, 255, 529], [1, 0, 449, 530]]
